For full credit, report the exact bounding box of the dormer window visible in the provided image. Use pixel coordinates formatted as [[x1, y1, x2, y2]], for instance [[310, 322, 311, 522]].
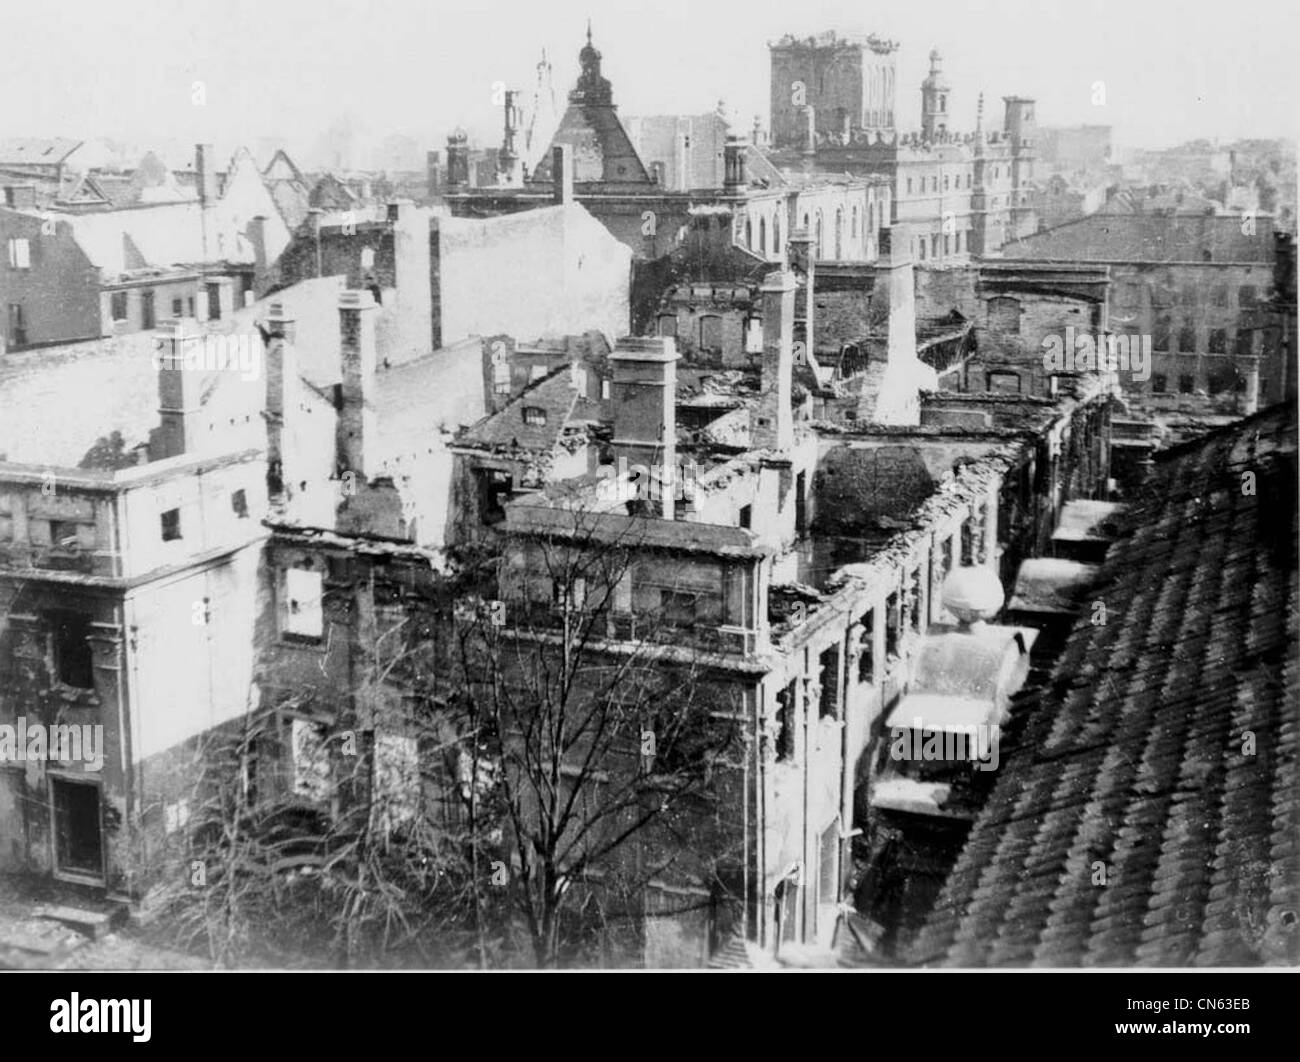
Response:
[[522, 406, 547, 426]]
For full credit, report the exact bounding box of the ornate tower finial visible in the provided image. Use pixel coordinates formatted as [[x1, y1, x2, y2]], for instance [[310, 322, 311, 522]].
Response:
[[587, 18, 592, 45]]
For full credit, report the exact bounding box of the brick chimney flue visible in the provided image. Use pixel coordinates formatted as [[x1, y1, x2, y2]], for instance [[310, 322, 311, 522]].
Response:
[[553, 143, 575, 205], [609, 336, 679, 519], [756, 270, 796, 452], [337, 289, 379, 480]]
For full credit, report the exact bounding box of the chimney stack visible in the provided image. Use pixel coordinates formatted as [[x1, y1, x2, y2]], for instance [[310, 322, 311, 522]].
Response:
[[264, 302, 297, 485], [788, 229, 815, 367], [446, 131, 470, 191], [248, 215, 269, 295], [553, 143, 574, 205], [756, 270, 796, 452], [337, 289, 379, 480], [802, 106, 817, 156], [155, 318, 205, 459], [195, 144, 218, 205], [609, 336, 679, 519]]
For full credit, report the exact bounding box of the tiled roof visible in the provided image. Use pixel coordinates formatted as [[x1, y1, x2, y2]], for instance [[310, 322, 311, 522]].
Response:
[[457, 369, 581, 454], [912, 403, 1300, 967], [1001, 213, 1275, 265]]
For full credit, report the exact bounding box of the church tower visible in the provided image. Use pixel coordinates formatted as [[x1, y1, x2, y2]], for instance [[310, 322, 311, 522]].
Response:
[[920, 48, 950, 141]]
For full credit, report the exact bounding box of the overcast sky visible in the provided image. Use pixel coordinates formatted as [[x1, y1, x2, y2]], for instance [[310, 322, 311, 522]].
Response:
[[4, 0, 1295, 158]]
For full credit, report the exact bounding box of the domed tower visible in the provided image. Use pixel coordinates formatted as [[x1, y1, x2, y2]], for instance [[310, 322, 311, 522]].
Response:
[[920, 48, 950, 141], [572, 20, 612, 106]]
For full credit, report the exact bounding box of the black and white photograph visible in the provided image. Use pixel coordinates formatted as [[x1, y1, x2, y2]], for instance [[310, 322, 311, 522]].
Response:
[[0, 0, 1295, 1004]]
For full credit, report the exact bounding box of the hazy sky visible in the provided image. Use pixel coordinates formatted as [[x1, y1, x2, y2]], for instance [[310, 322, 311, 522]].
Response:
[[3, 0, 1295, 157]]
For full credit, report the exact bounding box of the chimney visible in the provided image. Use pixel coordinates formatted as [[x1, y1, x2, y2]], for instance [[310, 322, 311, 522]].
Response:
[[337, 289, 379, 480], [155, 318, 205, 459], [788, 229, 815, 367], [247, 215, 269, 295], [446, 132, 470, 191], [802, 106, 817, 156], [195, 144, 218, 205], [264, 302, 297, 483], [857, 221, 933, 425], [552, 143, 574, 205], [755, 270, 796, 452], [389, 199, 433, 357], [3, 185, 37, 210], [609, 336, 679, 519], [723, 135, 747, 193]]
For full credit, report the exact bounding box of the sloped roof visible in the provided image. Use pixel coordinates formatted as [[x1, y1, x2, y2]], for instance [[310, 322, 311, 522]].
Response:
[[913, 403, 1300, 967], [458, 369, 582, 453], [57, 203, 208, 274], [1001, 213, 1274, 265], [0, 137, 82, 167]]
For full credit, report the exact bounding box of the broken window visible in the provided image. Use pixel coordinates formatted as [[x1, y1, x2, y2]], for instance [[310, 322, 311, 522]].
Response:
[[1208, 329, 1228, 354], [885, 592, 900, 657], [284, 567, 324, 641], [522, 406, 547, 426], [371, 732, 419, 833], [47, 609, 95, 690], [857, 611, 875, 683], [290, 718, 330, 804], [476, 468, 513, 526], [231, 489, 249, 518], [774, 681, 797, 762], [961, 518, 975, 566], [738, 504, 752, 529], [493, 360, 511, 394], [818, 644, 840, 719], [818, 819, 840, 909]]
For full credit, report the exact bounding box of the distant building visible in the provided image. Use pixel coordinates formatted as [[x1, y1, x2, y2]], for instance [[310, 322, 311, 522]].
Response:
[[998, 213, 1287, 414], [764, 36, 1039, 260], [0, 145, 291, 353]]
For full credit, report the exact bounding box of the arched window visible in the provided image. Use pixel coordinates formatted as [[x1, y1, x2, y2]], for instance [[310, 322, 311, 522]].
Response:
[[745, 219, 752, 248], [851, 205, 858, 239], [815, 212, 824, 258], [835, 208, 843, 259], [773, 215, 781, 257], [759, 216, 767, 255]]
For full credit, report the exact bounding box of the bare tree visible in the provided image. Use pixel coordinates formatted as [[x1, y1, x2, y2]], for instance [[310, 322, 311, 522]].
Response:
[[451, 510, 746, 968]]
